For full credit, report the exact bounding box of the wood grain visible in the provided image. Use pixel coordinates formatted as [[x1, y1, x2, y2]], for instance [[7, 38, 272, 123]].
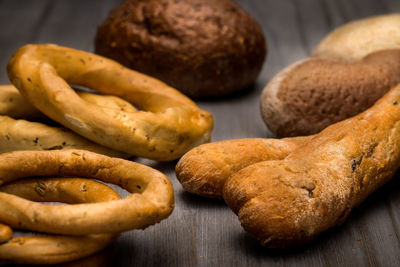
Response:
[[1, 0, 400, 266]]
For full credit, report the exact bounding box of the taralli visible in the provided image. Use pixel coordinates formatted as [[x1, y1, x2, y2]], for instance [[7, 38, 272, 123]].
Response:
[[176, 136, 310, 198], [0, 223, 12, 244], [0, 115, 128, 157], [56, 245, 115, 267], [0, 84, 45, 121], [260, 14, 400, 137], [0, 84, 136, 121], [7, 44, 213, 161], [0, 84, 135, 157], [223, 84, 400, 247], [0, 149, 174, 235], [0, 177, 120, 265]]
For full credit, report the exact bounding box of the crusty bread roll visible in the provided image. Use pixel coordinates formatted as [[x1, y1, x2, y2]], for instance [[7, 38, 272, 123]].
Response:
[[95, 0, 267, 98], [260, 14, 400, 137], [313, 13, 400, 61]]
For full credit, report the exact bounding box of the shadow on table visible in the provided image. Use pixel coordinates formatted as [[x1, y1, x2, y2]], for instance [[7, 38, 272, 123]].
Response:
[[179, 190, 227, 209]]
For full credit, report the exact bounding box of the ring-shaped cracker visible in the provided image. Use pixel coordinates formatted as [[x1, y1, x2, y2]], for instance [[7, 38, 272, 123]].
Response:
[[7, 44, 214, 161], [0, 177, 120, 265], [0, 149, 174, 235]]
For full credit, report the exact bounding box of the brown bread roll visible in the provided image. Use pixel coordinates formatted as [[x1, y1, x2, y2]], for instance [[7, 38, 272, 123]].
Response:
[[260, 14, 400, 137], [95, 0, 267, 98]]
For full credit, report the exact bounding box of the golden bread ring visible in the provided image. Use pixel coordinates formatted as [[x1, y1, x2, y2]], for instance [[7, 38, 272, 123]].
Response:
[[0, 84, 45, 121], [0, 223, 12, 244], [0, 84, 136, 121], [7, 44, 214, 161], [0, 149, 174, 235], [55, 245, 115, 267], [0, 84, 134, 157], [0, 177, 120, 265], [0, 115, 128, 157]]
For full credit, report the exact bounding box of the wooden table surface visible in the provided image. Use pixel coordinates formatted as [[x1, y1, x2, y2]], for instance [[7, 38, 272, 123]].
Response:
[[2, 0, 400, 266]]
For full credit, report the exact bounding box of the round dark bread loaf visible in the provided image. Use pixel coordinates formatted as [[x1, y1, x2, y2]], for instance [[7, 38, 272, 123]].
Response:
[[95, 0, 267, 98]]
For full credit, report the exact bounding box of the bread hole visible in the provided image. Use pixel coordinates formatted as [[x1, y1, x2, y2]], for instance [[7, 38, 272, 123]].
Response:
[[301, 186, 314, 198]]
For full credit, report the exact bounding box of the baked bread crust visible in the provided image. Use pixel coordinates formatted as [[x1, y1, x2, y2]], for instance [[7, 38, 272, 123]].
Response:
[[95, 0, 266, 98], [261, 50, 400, 137], [225, 84, 400, 247], [0, 115, 128, 157], [260, 14, 400, 137], [7, 44, 213, 161], [176, 136, 309, 198], [313, 14, 400, 61], [0, 85, 135, 158], [0, 177, 120, 265], [0, 149, 174, 235]]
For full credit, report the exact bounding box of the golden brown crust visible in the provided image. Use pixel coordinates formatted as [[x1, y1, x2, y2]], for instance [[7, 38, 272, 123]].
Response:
[[0, 115, 128, 158], [0, 149, 174, 235], [95, 0, 266, 98], [0, 177, 119, 265], [176, 136, 310, 198], [0, 84, 137, 121], [0, 234, 116, 265], [7, 44, 213, 161], [0, 84, 45, 121], [224, 84, 400, 247], [0, 84, 136, 157], [55, 245, 115, 267], [0, 224, 12, 244]]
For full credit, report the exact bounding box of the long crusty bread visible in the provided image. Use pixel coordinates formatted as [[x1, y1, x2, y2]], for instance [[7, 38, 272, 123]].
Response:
[[224, 83, 400, 247], [176, 136, 310, 198]]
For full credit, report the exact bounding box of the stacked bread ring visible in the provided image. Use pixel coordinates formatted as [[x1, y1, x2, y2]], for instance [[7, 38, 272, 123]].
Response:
[[0, 150, 174, 264], [0, 43, 215, 264]]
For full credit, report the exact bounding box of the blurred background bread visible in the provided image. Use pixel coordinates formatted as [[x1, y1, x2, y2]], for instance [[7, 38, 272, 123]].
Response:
[[95, 0, 267, 98]]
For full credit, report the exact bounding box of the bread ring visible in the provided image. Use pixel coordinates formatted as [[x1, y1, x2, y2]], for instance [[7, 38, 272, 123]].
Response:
[[55, 244, 115, 267], [0, 224, 12, 244], [7, 44, 213, 161], [224, 84, 400, 247], [0, 84, 136, 121], [0, 149, 174, 235], [0, 115, 128, 157], [0, 84, 134, 157], [176, 136, 310, 198], [0, 84, 45, 121], [260, 14, 400, 137], [0, 177, 120, 265]]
